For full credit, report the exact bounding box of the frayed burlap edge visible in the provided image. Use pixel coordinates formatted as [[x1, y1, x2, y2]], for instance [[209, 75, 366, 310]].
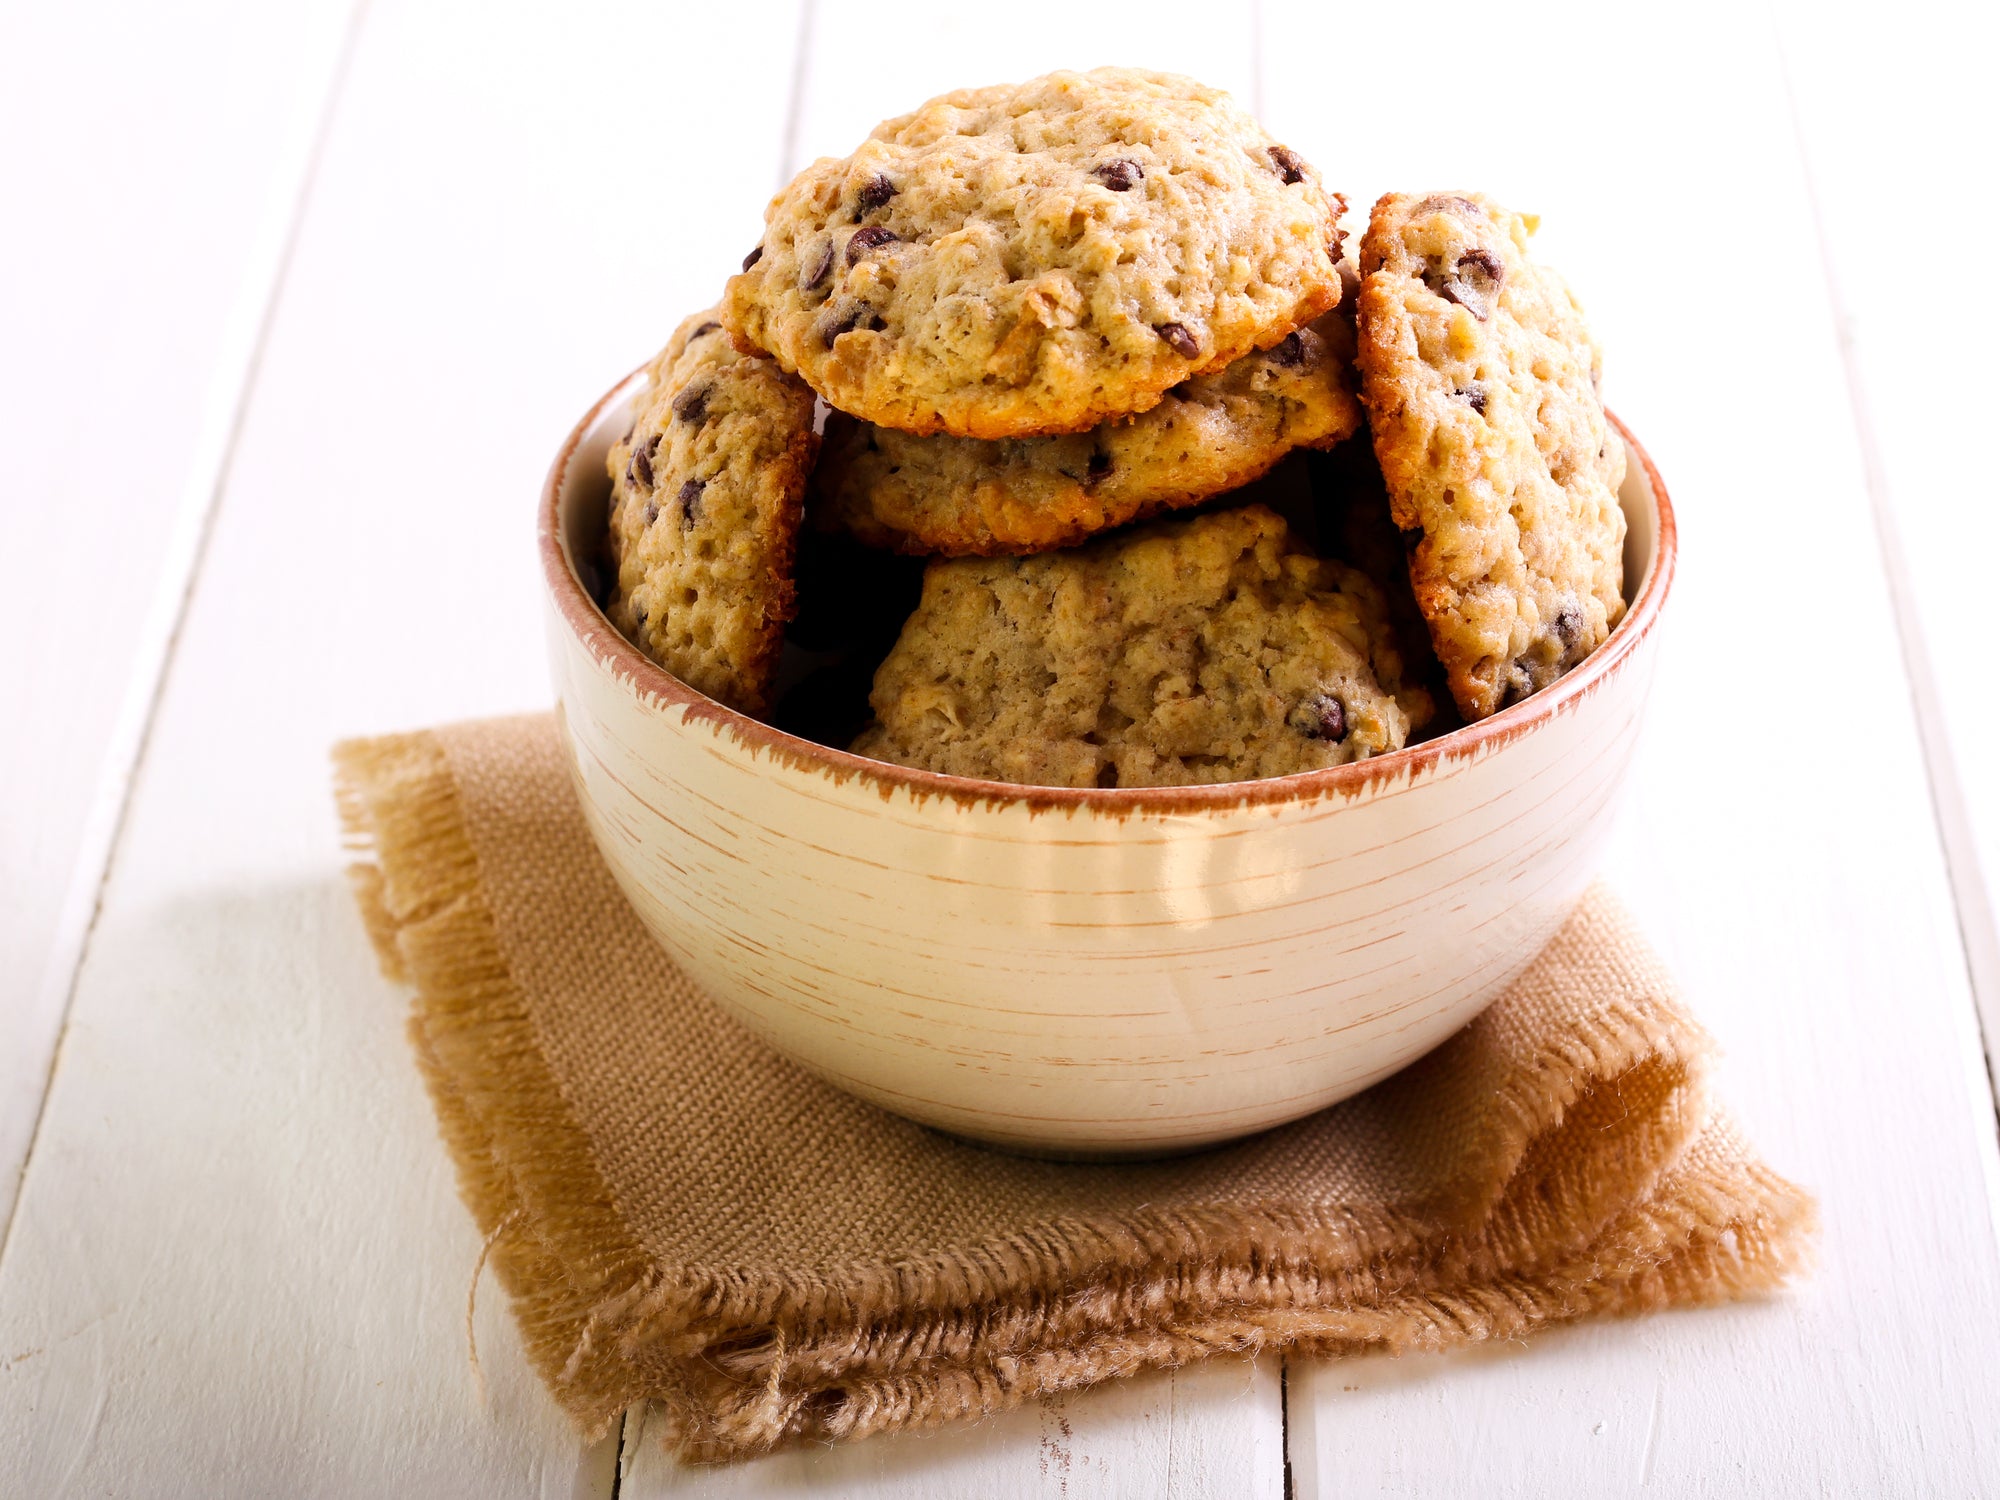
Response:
[[334, 728, 1816, 1464], [336, 730, 658, 1441]]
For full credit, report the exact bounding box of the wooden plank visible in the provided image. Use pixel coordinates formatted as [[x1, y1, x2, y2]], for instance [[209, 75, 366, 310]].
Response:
[[1775, 0, 2000, 1100], [0, 3, 805, 1495], [622, 1357, 1284, 1499], [1260, 1, 2000, 1492], [0, 0, 360, 1231], [619, 13, 1287, 1495]]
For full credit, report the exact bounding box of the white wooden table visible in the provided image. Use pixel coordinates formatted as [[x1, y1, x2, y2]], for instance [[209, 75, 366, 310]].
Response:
[[5, 2, 1999, 1493]]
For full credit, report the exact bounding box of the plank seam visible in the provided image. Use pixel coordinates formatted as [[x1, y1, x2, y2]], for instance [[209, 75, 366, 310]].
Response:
[[777, 0, 817, 184], [1279, 1356, 1295, 1500], [1772, 14, 2000, 1136], [0, 0, 375, 1260]]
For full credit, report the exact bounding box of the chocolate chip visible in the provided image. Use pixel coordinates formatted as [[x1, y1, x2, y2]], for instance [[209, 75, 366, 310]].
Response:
[[1293, 693, 1348, 742], [1437, 282, 1485, 317], [671, 383, 710, 425], [1094, 158, 1143, 191], [1457, 248, 1503, 291], [819, 303, 865, 347], [633, 605, 648, 630], [1267, 332, 1306, 367], [741, 244, 763, 271], [800, 238, 836, 292], [690, 321, 720, 338], [857, 173, 896, 210], [1439, 249, 1504, 320], [1157, 322, 1199, 359], [677, 478, 705, 530], [1453, 382, 1487, 414], [1269, 145, 1307, 184], [1555, 605, 1583, 646], [1085, 450, 1113, 486], [846, 225, 897, 265], [628, 433, 659, 488], [643, 499, 659, 526]]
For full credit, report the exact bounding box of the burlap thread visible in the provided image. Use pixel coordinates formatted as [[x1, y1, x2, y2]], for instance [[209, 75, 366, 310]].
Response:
[[332, 712, 1814, 1462]]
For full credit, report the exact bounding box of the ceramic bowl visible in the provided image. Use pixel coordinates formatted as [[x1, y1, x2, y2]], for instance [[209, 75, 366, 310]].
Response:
[[539, 371, 1677, 1157]]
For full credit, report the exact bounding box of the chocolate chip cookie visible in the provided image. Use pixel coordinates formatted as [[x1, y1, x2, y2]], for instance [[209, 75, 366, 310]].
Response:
[[1355, 193, 1626, 721], [851, 505, 1420, 788], [724, 68, 1345, 441], [605, 310, 818, 715], [810, 311, 1363, 556]]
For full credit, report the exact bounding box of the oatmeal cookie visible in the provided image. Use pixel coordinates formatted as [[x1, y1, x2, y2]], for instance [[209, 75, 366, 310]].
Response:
[[724, 68, 1344, 440], [851, 505, 1417, 788], [605, 310, 818, 715], [811, 312, 1362, 556], [1355, 192, 1626, 721]]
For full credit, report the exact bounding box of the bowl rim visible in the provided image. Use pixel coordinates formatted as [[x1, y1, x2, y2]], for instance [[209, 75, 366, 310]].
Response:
[[539, 368, 1678, 814]]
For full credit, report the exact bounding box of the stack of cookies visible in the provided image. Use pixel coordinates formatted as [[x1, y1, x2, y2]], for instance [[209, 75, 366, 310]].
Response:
[[603, 68, 1627, 789]]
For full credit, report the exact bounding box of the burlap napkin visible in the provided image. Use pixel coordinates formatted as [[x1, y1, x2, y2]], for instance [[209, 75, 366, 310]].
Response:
[[333, 712, 1814, 1463]]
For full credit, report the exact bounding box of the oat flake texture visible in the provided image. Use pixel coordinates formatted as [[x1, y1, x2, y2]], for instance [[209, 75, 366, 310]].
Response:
[[853, 505, 1427, 788], [723, 68, 1345, 440]]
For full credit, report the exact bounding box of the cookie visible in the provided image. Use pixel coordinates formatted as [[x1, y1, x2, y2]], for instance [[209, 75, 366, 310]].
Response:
[[811, 311, 1363, 556], [851, 505, 1418, 789], [1355, 192, 1626, 721], [605, 310, 819, 716], [724, 68, 1345, 441]]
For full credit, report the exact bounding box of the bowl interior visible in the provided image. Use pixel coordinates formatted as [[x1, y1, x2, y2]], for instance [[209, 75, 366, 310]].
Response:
[[1619, 444, 1657, 611], [554, 373, 646, 617]]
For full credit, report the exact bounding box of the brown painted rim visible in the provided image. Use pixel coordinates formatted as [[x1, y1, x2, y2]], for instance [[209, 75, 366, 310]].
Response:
[[539, 369, 1678, 815]]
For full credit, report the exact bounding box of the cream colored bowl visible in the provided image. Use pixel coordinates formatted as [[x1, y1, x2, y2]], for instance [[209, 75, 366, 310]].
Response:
[[540, 372, 1677, 1157]]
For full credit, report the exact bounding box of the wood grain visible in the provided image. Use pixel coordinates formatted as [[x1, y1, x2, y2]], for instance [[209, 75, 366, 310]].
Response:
[[0, 0, 359, 1232], [1263, 0, 2000, 1491], [0, 4, 1288, 1494], [2, 0, 1997, 1494], [622, 1357, 1283, 1499], [0, 3, 803, 1494], [1776, 0, 2000, 1102]]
